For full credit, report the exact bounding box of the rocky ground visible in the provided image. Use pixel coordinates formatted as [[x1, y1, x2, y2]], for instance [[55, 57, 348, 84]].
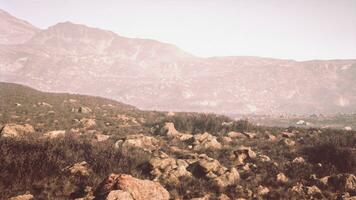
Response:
[[0, 83, 355, 200]]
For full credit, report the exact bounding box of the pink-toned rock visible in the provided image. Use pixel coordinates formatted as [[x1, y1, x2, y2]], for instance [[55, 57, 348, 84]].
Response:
[[1, 123, 35, 138], [95, 174, 169, 200]]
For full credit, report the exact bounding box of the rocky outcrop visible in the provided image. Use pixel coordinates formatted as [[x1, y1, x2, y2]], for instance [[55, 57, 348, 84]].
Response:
[[149, 151, 192, 184], [193, 132, 222, 151], [232, 146, 256, 166], [95, 174, 170, 200], [1, 123, 35, 138], [188, 154, 239, 188], [115, 134, 160, 152], [320, 174, 356, 192], [162, 122, 193, 141]]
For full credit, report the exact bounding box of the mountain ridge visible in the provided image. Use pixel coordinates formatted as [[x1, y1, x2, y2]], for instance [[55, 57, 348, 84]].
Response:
[[0, 9, 356, 115]]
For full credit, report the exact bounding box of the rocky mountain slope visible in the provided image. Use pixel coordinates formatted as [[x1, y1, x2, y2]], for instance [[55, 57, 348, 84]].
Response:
[[0, 9, 356, 115], [0, 9, 39, 45], [1, 82, 355, 199]]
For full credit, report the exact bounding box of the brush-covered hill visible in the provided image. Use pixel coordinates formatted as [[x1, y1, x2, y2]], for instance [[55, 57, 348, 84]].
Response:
[[1, 82, 355, 200]]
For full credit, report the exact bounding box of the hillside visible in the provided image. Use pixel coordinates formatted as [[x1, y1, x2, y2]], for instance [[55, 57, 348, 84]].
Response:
[[1, 82, 355, 199], [0, 9, 356, 115]]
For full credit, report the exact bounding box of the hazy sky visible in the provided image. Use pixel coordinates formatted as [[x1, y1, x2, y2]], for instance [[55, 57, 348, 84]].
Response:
[[1, 0, 355, 60]]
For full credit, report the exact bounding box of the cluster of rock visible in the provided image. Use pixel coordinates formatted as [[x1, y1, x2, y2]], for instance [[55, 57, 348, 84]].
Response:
[[115, 134, 160, 152]]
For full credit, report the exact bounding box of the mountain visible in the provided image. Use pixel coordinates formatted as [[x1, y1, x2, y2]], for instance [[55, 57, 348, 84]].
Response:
[[0, 10, 356, 115], [0, 9, 39, 45]]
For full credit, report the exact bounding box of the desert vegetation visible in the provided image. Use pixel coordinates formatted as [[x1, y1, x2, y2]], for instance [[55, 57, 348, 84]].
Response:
[[0, 83, 355, 200]]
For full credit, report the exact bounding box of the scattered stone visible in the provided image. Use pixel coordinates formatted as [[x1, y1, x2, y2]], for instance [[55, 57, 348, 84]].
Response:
[[227, 131, 245, 138], [257, 185, 270, 196], [1, 123, 35, 138], [15, 103, 22, 107], [191, 194, 211, 200], [235, 185, 253, 199], [222, 136, 233, 143], [9, 193, 34, 200], [95, 133, 110, 142], [280, 138, 295, 147], [344, 126, 352, 131], [306, 185, 322, 196], [265, 133, 277, 141], [259, 154, 271, 162], [78, 106, 92, 114], [292, 157, 305, 164], [119, 134, 159, 152], [43, 130, 66, 139], [243, 132, 257, 139], [65, 161, 91, 177], [80, 118, 96, 129], [276, 173, 289, 183], [38, 102, 52, 107], [95, 174, 170, 200], [281, 131, 295, 138]]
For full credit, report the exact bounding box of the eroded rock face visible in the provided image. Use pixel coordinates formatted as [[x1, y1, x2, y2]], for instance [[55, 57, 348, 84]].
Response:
[[95, 174, 170, 200], [193, 132, 222, 151], [1, 123, 35, 138]]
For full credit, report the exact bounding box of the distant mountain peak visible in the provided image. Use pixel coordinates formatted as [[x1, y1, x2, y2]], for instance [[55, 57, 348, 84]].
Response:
[[0, 9, 39, 45]]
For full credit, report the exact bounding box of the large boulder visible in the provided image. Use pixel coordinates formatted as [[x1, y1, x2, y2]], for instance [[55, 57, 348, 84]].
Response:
[[95, 174, 170, 200], [1, 123, 35, 138]]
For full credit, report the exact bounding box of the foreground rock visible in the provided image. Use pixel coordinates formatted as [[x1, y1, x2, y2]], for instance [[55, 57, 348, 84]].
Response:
[[95, 173, 170, 200], [232, 146, 257, 166], [1, 123, 35, 138]]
